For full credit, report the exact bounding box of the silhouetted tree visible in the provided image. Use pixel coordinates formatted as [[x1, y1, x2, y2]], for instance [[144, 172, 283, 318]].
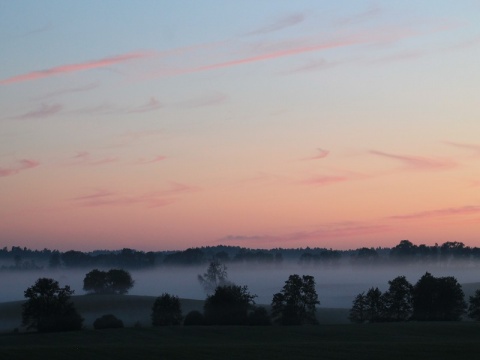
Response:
[[349, 292, 367, 323], [382, 276, 413, 321], [204, 285, 256, 325], [183, 310, 205, 326], [412, 272, 466, 321], [468, 289, 480, 321], [271, 274, 320, 325], [390, 240, 417, 261], [22, 278, 83, 332], [248, 306, 271, 326], [151, 293, 183, 326], [48, 251, 61, 269], [365, 287, 385, 322], [83, 269, 134, 295], [93, 314, 124, 329], [198, 260, 230, 294]]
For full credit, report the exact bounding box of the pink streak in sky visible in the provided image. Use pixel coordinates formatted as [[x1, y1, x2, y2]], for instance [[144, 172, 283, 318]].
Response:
[[388, 205, 480, 220], [302, 148, 330, 161], [304, 175, 348, 186], [0, 52, 153, 85], [0, 159, 39, 177], [370, 150, 456, 170], [11, 103, 62, 120], [136, 155, 167, 164]]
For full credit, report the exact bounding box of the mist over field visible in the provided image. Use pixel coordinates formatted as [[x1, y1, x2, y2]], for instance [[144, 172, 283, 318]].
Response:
[[2, 262, 480, 307]]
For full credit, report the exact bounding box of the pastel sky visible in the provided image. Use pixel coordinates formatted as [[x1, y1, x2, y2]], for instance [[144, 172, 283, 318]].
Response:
[[1, 1, 480, 251]]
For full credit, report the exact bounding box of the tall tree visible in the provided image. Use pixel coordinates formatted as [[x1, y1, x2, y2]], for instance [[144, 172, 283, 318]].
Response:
[[83, 269, 134, 295], [151, 293, 183, 326], [22, 278, 83, 332], [412, 272, 466, 321], [197, 260, 229, 294], [203, 285, 256, 325], [365, 287, 385, 322], [271, 274, 320, 325], [468, 289, 480, 321], [349, 292, 367, 323], [382, 276, 413, 321]]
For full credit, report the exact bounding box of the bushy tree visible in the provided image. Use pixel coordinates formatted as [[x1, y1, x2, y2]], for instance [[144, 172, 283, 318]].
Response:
[[83, 268, 134, 295], [382, 276, 413, 321], [198, 260, 229, 294], [271, 274, 320, 325], [349, 292, 367, 323], [412, 272, 466, 321], [365, 287, 384, 322], [93, 314, 124, 329], [468, 289, 480, 321], [183, 310, 205, 326], [22, 278, 83, 332], [204, 285, 256, 325], [248, 306, 271, 326], [151, 293, 183, 326]]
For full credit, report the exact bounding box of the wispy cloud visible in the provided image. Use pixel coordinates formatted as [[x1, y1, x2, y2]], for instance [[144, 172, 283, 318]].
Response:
[[218, 222, 390, 246], [388, 205, 480, 220], [335, 4, 382, 26], [0, 159, 39, 177], [283, 58, 337, 74], [369, 150, 456, 171], [136, 155, 167, 165], [301, 148, 330, 161], [72, 189, 175, 208], [0, 51, 153, 85], [303, 175, 348, 186], [34, 82, 99, 100], [444, 141, 480, 155], [245, 13, 305, 36], [66, 152, 118, 166], [72, 182, 198, 208], [9, 103, 62, 120], [128, 97, 162, 113], [177, 93, 228, 108]]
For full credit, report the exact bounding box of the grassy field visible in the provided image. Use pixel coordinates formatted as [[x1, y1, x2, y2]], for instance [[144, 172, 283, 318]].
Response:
[[1, 322, 479, 360]]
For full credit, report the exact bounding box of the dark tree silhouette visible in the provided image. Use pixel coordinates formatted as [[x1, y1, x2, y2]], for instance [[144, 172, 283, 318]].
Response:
[[204, 285, 256, 325], [382, 276, 413, 321], [83, 269, 134, 295], [22, 278, 83, 332], [412, 272, 466, 321], [271, 274, 320, 325], [248, 306, 271, 326], [151, 293, 183, 326], [183, 310, 205, 326], [365, 287, 384, 322], [198, 260, 230, 294], [468, 289, 480, 321], [93, 314, 124, 329], [349, 292, 367, 323]]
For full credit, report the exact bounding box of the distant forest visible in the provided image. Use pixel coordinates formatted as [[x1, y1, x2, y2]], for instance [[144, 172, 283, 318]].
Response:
[[1, 240, 480, 270]]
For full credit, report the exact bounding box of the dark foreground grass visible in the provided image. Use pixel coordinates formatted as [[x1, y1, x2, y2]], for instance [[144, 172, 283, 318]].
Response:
[[1, 322, 479, 360]]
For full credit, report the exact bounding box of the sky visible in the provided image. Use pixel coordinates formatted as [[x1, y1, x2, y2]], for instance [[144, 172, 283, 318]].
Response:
[[1, 1, 480, 251]]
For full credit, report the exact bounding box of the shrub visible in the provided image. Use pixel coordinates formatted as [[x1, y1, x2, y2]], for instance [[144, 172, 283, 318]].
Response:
[[183, 310, 205, 326], [93, 314, 124, 330], [152, 293, 183, 326]]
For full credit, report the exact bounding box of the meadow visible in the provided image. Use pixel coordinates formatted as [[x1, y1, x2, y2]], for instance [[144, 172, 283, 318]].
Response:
[[1, 322, 479, 360]]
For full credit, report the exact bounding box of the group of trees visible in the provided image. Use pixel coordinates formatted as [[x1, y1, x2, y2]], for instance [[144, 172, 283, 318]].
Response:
[[5, 240, 480, 271], [83, 269, 134, 295], [349, 273, 474, 323]]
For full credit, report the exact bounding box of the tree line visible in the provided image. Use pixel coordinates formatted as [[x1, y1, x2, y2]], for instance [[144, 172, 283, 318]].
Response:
[[4, 240, 480, 270], [349, 272, 480, 323]]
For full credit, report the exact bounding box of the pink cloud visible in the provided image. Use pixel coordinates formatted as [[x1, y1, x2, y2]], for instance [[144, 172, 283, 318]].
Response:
[[136, 155, 167, 164], [0, 51, 153, 85], [66, 152, 118, 166], [71, 183, 198, 208], [389, 206, 480, 220], [444, 141, 480, 155], [128, 97, 162, 113], [303, 175, 348, 186], [369, 150, 456, 171], [72, 190, 175, 208], [34, 82, 99, 100], [245, 13, 305, 36], [218, 222, 390, 246], [0, 159, 39, 177], [10, 103, 62, 120], [283, 58, 338, 74], [301, 148, 330, 161]]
